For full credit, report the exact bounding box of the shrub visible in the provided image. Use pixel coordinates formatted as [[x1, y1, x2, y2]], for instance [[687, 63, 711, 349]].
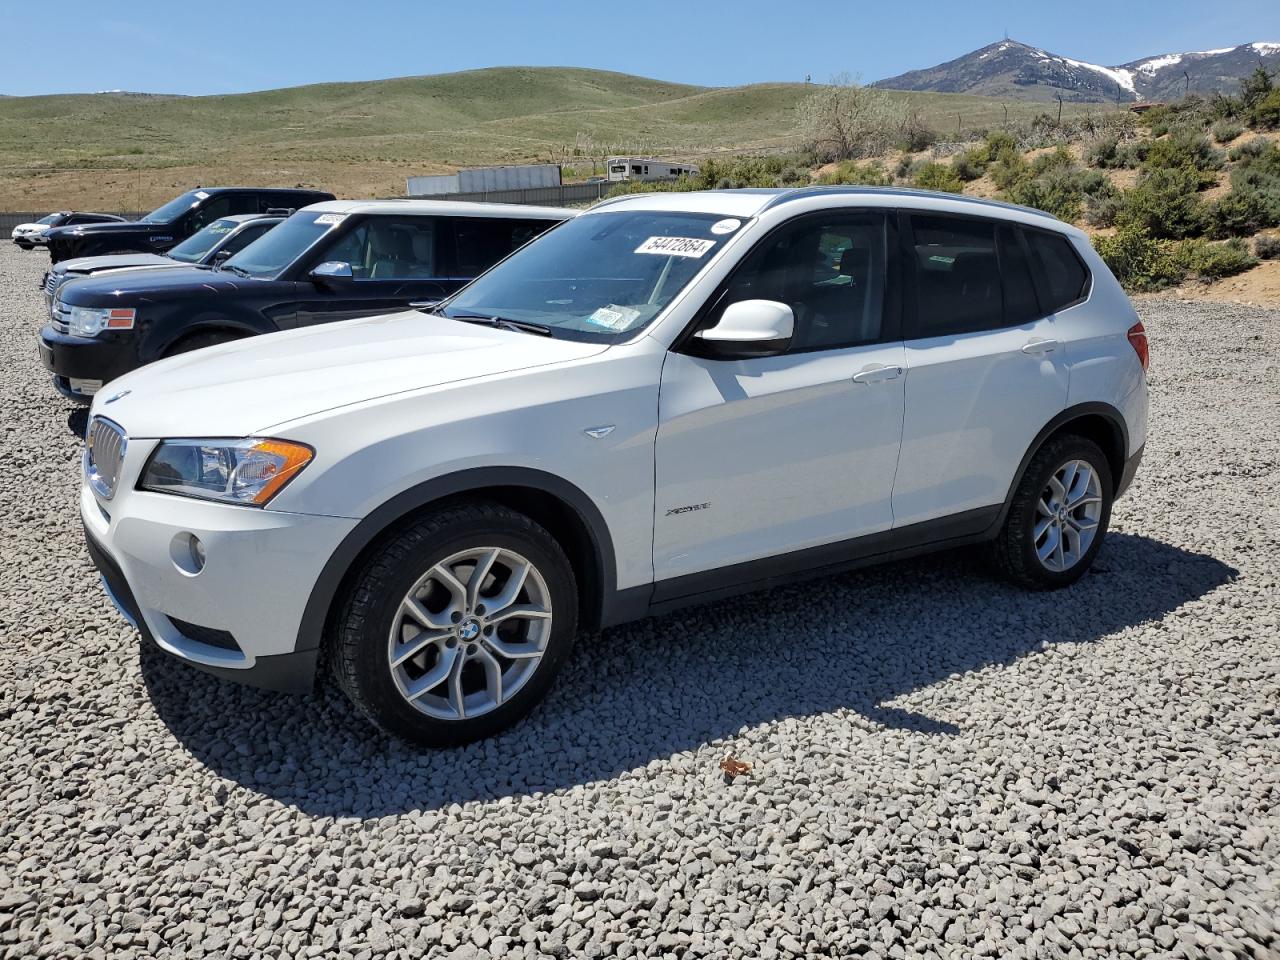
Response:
[[1228, 137, 1268, 163], [894, 154, 914, 179], [798, 76, 906, 161], [1173, 237, 1258, 280], [1084, 181, 1126, 227], [897, 109, 939, 152], [1084, 135, 1122, 168], [816, 160, 891, 186], [1208, 140, 1280, 236], [1252, 89, 1280, 130], [1254, 234, 1280, 259], [989, 147, 1030, 191], [1210, 119, 1244, 144], [912, 162, 964, 193], [1093, 224, 1184, 292], [950, 147, 988, 182], [1141, 126, 1223, 176], [1116, 167, 1209, 239], [1114, 139, 1150, 168]]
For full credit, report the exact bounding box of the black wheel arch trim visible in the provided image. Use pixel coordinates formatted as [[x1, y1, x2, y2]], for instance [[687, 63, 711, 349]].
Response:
[[293, 467, 621, 653], [146, 315, 267, 361], [992, 401, 1130, 531]]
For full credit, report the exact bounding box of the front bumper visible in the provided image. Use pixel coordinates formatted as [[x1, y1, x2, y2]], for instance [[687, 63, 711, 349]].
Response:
[[81, 469, 358, 694], [39, 324, 136, 399]]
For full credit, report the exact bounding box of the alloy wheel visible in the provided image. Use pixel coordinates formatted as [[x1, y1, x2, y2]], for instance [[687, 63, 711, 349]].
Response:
[[387, 547, 552, 720], [1034, 459, 1103, 572]]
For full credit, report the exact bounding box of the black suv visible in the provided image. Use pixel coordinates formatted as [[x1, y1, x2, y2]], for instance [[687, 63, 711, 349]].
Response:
[[13, 211, 127, 249], [39, 200, 572, 401], [42, 186, 334, 263], [41, 213, 286, 314]]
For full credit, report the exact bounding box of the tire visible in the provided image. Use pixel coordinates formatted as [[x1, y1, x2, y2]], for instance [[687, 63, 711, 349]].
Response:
[[162, 331, 242, 358], [329, 501, 578, 746], [990, 434, 1114, 590]]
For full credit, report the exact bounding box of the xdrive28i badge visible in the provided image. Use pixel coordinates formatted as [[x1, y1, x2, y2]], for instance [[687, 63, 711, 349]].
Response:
[[666, 502, 710, 516]]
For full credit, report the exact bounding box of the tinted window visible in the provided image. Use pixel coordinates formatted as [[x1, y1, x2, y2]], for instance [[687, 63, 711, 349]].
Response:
[[716, 213, 887, 350], [221, 221, 273, 255], [998, 225, 1041, 326], [169, 218, 239, 263], [1026, 230, 1089, 312], [453, 218, 558, 275], [188, 196, 234, 232], [142, 190, 203, 224], [910, 215, 1002, 337], [320, 217, 437, 280], [224, 211, 344, 278]]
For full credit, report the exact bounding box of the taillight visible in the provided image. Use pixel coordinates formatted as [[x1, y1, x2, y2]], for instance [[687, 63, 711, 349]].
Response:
[[1127, 321, 1149, 373]]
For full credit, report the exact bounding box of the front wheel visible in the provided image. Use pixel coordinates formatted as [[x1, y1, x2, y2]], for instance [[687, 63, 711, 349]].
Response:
[[990, 434, 1113, 589], [329, 502, 578, 746]]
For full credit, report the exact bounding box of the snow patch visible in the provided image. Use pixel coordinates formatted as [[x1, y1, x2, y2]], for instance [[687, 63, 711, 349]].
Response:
[[1134, 53, 1183, 75], [1252, 42, 1280, 55], [1059, 56, 1137, 95]]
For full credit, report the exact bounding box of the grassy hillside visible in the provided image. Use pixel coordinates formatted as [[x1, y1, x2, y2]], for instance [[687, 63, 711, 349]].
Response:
[[0, 66, 1113, 210]]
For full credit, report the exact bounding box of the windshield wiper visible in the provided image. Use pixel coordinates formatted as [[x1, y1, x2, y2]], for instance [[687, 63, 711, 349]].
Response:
[[223, 264, 252, 279], [449, 313, 553, 337]]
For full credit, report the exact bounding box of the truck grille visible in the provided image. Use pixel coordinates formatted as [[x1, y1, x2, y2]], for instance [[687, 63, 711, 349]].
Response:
[[43, 272, 57, 298], [50, 298, 70, 333], [85, 417, 127, 500]]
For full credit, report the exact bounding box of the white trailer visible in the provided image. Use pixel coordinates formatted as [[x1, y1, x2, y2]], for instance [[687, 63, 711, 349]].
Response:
[[606, 158, 700, 183]]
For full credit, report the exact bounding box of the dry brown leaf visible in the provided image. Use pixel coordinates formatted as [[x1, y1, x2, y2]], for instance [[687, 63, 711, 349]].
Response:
[[719, 754, 752, 778]]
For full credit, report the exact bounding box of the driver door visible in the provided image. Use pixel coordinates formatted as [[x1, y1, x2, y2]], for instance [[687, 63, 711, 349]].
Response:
[[294, 216, 449, 326], [653, 212, 906, 588]]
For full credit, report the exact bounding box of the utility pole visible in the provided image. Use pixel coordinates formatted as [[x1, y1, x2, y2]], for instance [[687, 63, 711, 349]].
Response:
[[1056, 94, 1064, 125]]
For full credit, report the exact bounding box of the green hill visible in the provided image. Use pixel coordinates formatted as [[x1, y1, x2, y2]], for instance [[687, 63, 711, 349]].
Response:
[[0, 66, 1112, 210]]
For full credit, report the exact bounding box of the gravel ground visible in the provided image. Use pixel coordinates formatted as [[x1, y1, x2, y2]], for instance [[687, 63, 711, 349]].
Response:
[[0, 240, 1277, 960]]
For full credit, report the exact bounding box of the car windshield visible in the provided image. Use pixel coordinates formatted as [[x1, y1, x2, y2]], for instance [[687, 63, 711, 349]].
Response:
[[140, 190, 203, 224], [168, 218, 239, 263], [36, 214, 61, 225], [222, 210, 343, 279], [439, 210, 738, 341]]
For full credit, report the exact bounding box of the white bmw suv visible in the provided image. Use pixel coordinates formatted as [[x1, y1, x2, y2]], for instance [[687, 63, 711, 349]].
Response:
[[81, 187, 1148, 745]]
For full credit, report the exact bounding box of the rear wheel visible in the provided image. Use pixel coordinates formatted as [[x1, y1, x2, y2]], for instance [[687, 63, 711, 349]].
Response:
[[329, 502, 577, 746], [991, 434, 1113, 589]]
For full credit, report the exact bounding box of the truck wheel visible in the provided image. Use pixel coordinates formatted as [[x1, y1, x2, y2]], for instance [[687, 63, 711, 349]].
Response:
[[329, 501, 578, 746], [990, 434, 1113, 590]]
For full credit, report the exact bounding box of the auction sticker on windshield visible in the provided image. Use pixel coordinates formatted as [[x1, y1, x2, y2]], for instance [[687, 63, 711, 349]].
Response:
[[635, 236, 716, 258], [314, 213, 347, 226]]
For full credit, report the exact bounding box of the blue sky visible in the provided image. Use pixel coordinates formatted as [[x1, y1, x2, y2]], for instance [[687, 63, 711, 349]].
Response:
[[4, 0, 1277, 96]]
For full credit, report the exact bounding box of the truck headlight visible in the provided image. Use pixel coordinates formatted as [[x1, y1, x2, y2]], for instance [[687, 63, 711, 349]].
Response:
[[140, 438, 314, 506], [68, 306, 136, 337]]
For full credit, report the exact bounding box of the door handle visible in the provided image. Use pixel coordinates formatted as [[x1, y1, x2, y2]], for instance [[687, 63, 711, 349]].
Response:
[[852, 364, 903, 384], [1021, 338, 1058, 355]]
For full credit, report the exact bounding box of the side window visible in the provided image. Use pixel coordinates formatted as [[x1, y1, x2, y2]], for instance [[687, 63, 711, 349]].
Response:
[[909, 215, 1002, 337], [453, 218, 558, 275], [317, 217, 437, 280], [998, 225, 1041, 326], [188, 196, 233, 232], [716, 213, 887, 351], [220, 222, 272, 256], [1026, 230, 1090, 312]]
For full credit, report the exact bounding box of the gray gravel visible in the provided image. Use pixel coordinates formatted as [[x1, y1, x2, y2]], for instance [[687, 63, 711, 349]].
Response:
[[1, 239, 1277, 960]]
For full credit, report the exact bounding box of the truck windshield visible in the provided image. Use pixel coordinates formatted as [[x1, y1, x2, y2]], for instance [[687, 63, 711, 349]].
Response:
[[141, 190, 202, 224], [169, 219, 238, 263], [439, 210, 737, 341], [36, 214, 62, 225], [223, 211, 342, 279]]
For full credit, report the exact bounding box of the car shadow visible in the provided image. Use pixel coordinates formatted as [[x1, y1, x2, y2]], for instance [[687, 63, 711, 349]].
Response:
[[139, 532, 1234, 817], [67, 406, 89, 438]]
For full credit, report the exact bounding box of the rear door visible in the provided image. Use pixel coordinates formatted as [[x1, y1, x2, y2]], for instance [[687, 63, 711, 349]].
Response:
[[892, 213, 1069, 527], [293, 215, 448, 326]]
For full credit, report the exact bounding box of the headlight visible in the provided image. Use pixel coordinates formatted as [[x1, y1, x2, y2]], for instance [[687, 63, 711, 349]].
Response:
[[140, 438, 314, 506], [68, 306, 136, 337]]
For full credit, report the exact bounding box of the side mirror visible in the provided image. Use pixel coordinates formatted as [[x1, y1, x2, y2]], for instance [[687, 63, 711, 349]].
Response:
[[310, 260, 353, 283], [212, 249, 232, 263], [693, 299, 794, 358]]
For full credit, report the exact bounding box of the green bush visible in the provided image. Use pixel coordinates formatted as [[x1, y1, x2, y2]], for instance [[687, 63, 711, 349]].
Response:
[[1208, 140, 1280, 236], [1084, 180, 1126, 227], [1141, 126, 1223, 181], [1116, 167, 1209, 239], [1114, 139, 1150, 168], [1092, 224, 1184, 292], [1210, 119, 1244, 144], [989, 147, 1030, 191], [1084, 135, 1122, 168], [1252, 89, 1280, 129], [816, 161, 891, 186], [1228, 138, 1268, 163], [912, 162, 964, 193], [950, 147, 988, 182], [1254, 234, 1280, 259], [1173, 237, 1258, 280]]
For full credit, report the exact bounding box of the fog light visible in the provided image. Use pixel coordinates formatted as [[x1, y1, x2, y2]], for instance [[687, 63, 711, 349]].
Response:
[[169, 532, 206, 576]]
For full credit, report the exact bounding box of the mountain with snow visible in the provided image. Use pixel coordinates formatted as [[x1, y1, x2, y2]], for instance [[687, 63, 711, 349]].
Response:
[[873, 40, 1280, 103]]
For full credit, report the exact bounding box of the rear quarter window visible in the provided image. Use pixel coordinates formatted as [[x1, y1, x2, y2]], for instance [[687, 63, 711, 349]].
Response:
[[1026, 230, 1090, 312]]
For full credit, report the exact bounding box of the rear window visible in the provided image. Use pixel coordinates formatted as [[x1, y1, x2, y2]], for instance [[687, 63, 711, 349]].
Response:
[[1026, 230, 1089, 312]]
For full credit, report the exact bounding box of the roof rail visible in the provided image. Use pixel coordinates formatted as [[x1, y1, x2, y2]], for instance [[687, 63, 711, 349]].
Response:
[[758, 185, 1062, 221]]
